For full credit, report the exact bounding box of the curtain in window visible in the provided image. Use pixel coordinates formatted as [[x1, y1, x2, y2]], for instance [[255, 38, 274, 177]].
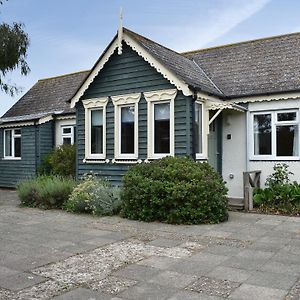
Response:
[[5, 130, 12, 157]]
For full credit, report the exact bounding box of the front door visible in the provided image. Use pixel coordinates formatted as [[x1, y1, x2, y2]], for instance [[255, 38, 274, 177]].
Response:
[[208, 113, 222, 174]]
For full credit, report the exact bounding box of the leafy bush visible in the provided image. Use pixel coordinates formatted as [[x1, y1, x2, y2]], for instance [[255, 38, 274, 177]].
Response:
[[17, 175, 76, 209], [253, 163, 300, 215], [64, 174, 121, 216], [121, 157, 228, 224], [38, 144, 76, 178]]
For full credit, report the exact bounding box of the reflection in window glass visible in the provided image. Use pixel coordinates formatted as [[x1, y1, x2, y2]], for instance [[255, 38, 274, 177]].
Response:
[[121, 106, 135, 154], [91, 109, 103, 154], [277, 125, 298, 156], [277, 112, 296, 122], [194, 103, 203, 154], [253, 114, 272, 155], [154, 103, 170, 154], [5, 130, 12, 157]]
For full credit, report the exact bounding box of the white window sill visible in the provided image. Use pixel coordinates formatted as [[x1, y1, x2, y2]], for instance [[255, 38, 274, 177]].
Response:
[[196, 154, 207, 160], [148, 153, 174, 160], [2, 157, 21, 160], [250, 156, 300, 161]]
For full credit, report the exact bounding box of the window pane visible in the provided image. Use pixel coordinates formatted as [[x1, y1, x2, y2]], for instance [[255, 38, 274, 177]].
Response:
[[277, 112, 296, 122], [154, 103, 170, 154], [253, 114, 272, 155], [194, 103, 202, 154], [121, 106, 135, 154], [91, 110, 103, 154], [63, 137, 72, 145], [277, 125, 298, 156], [62, 127, 72, 134], [5, 130, 12, 156], [14, 129, 21, 135], [14, 137, 21, 157]]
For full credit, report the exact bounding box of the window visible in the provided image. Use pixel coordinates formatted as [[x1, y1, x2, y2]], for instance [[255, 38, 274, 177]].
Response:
[[120, 105, 135, 154], [4, 128, 21, 159], [90, 109, 104, 154], [82, 97, 108, 160], [112, 93, 140, 159], [194, 102, 203, 158], [61, 126, 74, 145], [144, 89, 176, 159], [154, 102, 170, 154], [251, 110, 299, 159]]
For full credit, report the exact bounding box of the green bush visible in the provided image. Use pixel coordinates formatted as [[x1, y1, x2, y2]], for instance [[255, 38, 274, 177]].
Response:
[[253, 163, 300, 215], [17, 176, 76, 209], [64, 174, 121, 216], [38, 144, 76, 178], [121, 157, 228, 224]]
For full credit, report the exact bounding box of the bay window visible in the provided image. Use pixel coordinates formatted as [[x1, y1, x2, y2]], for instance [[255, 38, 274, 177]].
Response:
[[4, 128, 21, 159], [251, 110, 299, 159]]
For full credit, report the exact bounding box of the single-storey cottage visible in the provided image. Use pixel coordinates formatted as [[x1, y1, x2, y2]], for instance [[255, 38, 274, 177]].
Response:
[[1, 27, 300, 203]]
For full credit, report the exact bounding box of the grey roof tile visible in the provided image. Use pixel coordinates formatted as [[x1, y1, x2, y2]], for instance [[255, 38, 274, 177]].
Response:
[[2, 70, 89, 119]]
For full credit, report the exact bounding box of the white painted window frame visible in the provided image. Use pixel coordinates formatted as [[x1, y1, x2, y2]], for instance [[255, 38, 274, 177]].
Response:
[[3, 128, 21, 160], [144, 89, 177, 159], [195, 100, 206, 160], [250, 109, 300, 161], [111, 93, 141, 160], [82, 97, 108, 160], [61, 125, 74, 145]]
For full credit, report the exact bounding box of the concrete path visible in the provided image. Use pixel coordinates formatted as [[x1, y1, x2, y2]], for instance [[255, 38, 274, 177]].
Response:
[[0, 189, 299, 299]]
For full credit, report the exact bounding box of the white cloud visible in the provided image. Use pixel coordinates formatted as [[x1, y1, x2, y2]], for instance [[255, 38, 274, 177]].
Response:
[[162, 0, 271, 51]]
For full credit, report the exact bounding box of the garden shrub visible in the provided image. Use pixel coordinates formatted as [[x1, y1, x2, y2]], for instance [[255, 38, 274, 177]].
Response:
[[121, 156, 228, 224], [38, 144, 76, 178], [64, 174, 121, 216], [17, 175, 76, 209], [253, 163, 300, 215]]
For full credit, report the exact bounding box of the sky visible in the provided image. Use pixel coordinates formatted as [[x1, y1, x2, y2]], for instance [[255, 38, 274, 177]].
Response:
[[1, 0, 300, 116]]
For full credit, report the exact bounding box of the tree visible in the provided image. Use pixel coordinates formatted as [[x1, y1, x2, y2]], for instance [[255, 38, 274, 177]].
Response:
[[0, 0, 30, 95]]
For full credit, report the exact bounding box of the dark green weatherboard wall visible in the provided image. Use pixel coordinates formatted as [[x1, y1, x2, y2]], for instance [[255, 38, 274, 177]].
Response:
[[76, 43, 194, 185], [0, 121, 54, 187]]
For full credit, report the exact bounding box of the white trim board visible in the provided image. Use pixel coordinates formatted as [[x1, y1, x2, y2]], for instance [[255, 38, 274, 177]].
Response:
[[70, 30, 194, 108]]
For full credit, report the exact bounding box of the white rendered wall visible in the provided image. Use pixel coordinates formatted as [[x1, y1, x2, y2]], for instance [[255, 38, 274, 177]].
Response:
[[248, 98, 300, 188], [55, 118, 76, 147], [222, 110, 247, 199]]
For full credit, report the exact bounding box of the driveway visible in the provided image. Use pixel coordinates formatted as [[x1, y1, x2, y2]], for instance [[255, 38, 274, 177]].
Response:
[[0, 189, 299, 300]]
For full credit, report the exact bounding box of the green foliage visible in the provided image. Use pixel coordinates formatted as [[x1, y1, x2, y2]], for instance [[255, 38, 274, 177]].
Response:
[[253, 163, 300, 215], [38, 144, 76, 178], [17, 176, 76, 209], [64, 174, 121, 216], [121, 157, 228, 224], [0, 1, 30, 95], [265, 163, 293, 188]]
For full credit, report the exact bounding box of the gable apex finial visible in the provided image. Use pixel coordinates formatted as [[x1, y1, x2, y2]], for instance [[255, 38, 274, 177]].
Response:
[[118, 7, 123, 55]]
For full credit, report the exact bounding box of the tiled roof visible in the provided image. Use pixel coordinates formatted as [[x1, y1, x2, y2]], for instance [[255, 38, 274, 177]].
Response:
[[2, 70, 89, 119], [183, 32, 300, 97], [124, 28, 224, 96]]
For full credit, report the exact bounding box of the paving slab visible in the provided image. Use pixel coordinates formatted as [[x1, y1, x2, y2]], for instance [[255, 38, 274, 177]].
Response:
[[53, 287, 112, 300], [208, 266, 252, 283], [0, 272, 47, 291], [229, 283, 288, 300]]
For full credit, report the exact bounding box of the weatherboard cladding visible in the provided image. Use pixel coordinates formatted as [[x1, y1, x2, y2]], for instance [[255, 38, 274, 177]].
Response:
[[0, 127, 36, 187], [77, 44, 193, 184]]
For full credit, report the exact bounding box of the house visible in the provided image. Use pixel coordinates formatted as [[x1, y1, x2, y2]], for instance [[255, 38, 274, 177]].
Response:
[[1, 27, 300, 202], [0, 71, 88, 187]]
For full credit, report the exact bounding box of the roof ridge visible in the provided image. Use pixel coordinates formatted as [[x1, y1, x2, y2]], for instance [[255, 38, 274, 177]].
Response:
[[192, 60, 224, 95], [181, 31, 300, 55], [38, 70, 90, 82]]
